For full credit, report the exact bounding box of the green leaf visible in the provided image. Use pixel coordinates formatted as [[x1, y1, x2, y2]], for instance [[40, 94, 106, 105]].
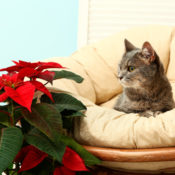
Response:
[[40, 93, 86, 131], [13, 108, 23, 124], [25, 128, 66, 163], [0, 124, 6, 129], [41, 93, 87, 112], [62, 110, 86, 118], [0, 127, 23, 173], [53, 70, 84, 83], [9, 171, 19, 175], [0, 104, 8, 110], [0, 110, 10, 127], [62, 117, 74, 130], [61, 111, 85, 130], [21, 172, 33, 175], [69, 111, 86, 117], [60, 135, 101, 166], [22, 103, 63, 140], [20, 118, 35, 134]]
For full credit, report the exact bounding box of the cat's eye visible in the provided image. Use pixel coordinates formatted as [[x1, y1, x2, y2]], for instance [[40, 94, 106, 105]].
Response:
[[128, 66, 135, 72]]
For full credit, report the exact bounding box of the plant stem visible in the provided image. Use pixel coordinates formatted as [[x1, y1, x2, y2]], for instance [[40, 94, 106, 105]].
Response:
[[12, 170, 17, 175], [44, 81, 49, 86], [52, 159, 55, 169], [9, 100, 14, 126], [16, 163, 20, 172]]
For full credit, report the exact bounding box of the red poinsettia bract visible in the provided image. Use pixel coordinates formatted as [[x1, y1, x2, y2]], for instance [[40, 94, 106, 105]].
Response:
[[0, 60, 64, 111], [0, 73, 35, 111], [0, 60, 64, 83], [0, 60, 63, 73], [54, 147, 88, 175], [15, 145, 88, 174], [14, 145, 48, 173]]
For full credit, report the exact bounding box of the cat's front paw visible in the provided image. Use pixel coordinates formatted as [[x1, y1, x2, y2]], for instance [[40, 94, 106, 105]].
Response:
[[139, 110, 153, 118], [153, 111, 162, 117], [139, 110, 162, 117]]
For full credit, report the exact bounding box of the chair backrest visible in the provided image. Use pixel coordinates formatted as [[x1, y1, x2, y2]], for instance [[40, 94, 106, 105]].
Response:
[[46, 25, 175, 105]]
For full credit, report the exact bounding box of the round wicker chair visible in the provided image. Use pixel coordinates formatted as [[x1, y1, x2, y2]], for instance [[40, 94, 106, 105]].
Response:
[[84, 145, 175, 174], [46, 25, 175, 174]]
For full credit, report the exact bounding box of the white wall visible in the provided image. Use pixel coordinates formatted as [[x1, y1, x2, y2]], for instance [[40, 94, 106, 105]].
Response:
[[0, 0, 78, 68]]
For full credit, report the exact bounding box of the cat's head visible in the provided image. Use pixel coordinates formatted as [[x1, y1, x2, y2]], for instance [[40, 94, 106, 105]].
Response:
[[118, 39, 164, 88]]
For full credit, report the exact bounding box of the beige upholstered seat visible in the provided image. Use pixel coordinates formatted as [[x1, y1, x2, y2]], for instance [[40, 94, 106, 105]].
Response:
[[44, 25, 175, 172]]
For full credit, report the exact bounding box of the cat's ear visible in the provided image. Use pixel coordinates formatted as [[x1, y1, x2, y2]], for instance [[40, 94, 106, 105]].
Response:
[[124, 39, 136, 52], [142, 42, 155, 62]]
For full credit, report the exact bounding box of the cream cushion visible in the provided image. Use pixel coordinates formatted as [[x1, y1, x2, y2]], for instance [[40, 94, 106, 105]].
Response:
[[45, 25, 175, 171]]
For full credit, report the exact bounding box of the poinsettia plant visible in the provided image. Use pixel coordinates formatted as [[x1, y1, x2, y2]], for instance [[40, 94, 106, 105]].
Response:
[[0, 60, 100, 175]]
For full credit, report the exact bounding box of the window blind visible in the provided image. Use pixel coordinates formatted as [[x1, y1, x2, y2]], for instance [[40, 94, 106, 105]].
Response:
[[78, 0, 175, 48]]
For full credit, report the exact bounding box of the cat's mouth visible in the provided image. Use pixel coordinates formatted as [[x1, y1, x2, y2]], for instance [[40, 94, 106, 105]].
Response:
[[120, 78, 141, 88], [120, 79, 131, 87]]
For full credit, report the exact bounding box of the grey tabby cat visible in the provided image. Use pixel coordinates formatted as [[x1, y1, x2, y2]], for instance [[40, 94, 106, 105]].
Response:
[[114, 39, 174, 117]]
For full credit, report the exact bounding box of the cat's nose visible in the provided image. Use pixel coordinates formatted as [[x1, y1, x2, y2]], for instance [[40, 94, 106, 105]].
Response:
[[119, 76, 123, 80]]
